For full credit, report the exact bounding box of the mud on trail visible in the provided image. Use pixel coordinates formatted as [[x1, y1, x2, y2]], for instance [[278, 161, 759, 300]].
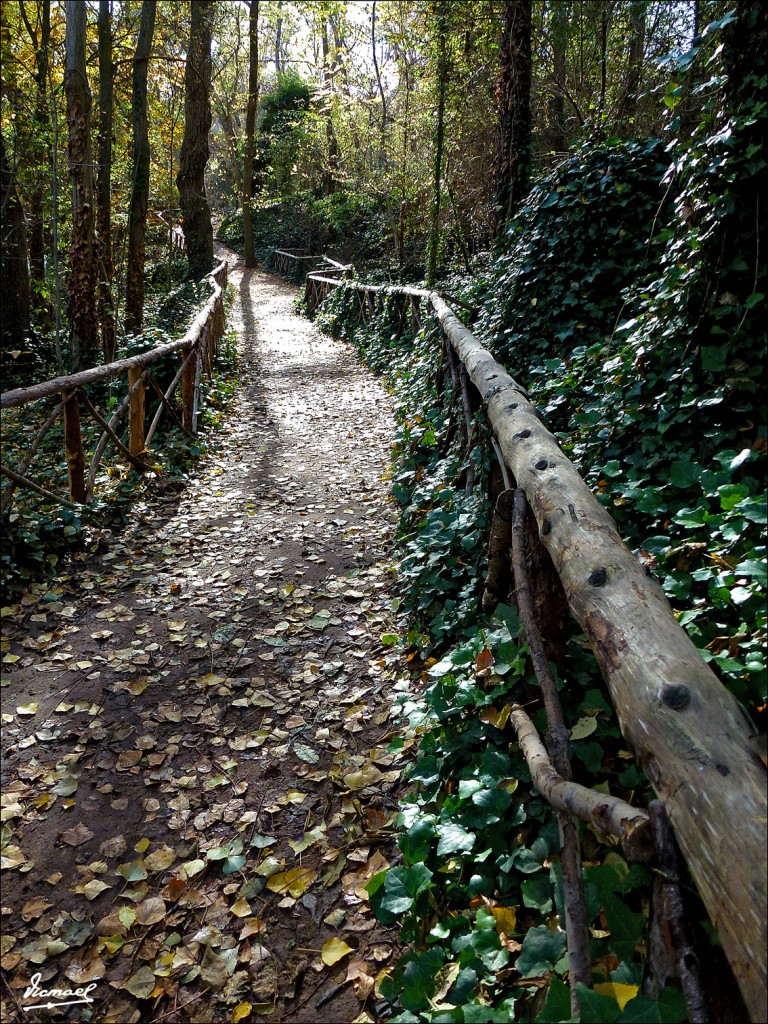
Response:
[[1, 255, 415, 1024]]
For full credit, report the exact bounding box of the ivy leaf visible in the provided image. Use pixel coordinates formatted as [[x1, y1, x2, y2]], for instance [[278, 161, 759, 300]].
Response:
[[380, 864, 433, 915], [617, 996, 663, 1023], [515, 925, 566, 977], [535, 975, 571, 1022], [576, 984, 621, 1022], [435, 822, 476, 856]]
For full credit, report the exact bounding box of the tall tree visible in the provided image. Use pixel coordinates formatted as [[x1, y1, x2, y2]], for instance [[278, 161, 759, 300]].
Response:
[[64, 0, 100, 370], [177, 0, 214, 281], [0, 132, 31, 346], [549, 0, 568, 150], [494, 0, 532, 235], [243, 0, 260, 268], [124, 0, 157, 333], [425, 2, 449, 287], [617, 0, 646, 129], [18, 0, 50, 294], [320, 16, 340, 197], [96, 0, 115, 359]]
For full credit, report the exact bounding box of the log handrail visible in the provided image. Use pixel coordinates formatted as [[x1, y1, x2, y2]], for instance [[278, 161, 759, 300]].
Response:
[[1, 259, 227, 410], [1, 258, 228, 507], [295, 266, 767, 1022]]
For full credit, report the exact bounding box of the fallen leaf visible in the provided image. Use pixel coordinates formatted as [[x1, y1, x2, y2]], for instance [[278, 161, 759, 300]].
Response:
[[144, 846, 176, 872], [230, 897, 252, 918], [21, 897, 51, 921], [123, 965, 156, 999], [117, 858, 148, 882], [200, 947, 231, 990], [60, 822, 94, 846], [73, 879, 112, 901], [135, 896, 166, 926], [342, 764, 383, 791], [266, 867, 318, 898], [321, 936, 354, 966]]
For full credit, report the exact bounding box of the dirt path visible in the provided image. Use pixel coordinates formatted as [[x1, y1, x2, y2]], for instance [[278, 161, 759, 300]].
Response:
[[1, 256, 412, 1024]]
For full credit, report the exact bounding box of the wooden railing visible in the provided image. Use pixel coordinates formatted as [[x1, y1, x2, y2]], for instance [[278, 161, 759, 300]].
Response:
[[0, 259, 228, 510], [272, 248, 351, 283], [296, 264, 767, 1022]]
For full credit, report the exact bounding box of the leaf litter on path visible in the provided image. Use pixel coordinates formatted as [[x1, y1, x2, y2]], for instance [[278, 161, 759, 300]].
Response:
[[0, 255, 419, 1024]]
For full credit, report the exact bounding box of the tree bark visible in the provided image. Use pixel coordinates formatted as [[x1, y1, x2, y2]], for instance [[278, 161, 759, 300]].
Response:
[[494, 0, 532, 235], [425, 3, 449, 287], [21, 0, 51, 294], [97, 0, 115, 360], [430, 293, 767, 1021], [124, 0, 157, 333], [243, 0, 260, 268], [177, 0, 214, 281], [321, 18, 340, 198], [617, 0, 645, 130], [0, 133, 32, 346], [549, 0, 567, 150], [64, 0, 100, 371]]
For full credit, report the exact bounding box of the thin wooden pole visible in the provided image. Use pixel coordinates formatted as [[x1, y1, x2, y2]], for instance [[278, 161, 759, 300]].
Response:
[[512, 488, 591, 1008], [0, 464, 80, 510], [181, 344, 195, 430]]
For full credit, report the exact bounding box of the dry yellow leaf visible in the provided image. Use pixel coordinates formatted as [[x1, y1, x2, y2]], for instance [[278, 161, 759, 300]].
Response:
[[490, 905, 517, 935], [230, 897, 252, 918], [321, 936, 354, 966], [594, 982, 639, 1010], [266, 866, 318, 898]]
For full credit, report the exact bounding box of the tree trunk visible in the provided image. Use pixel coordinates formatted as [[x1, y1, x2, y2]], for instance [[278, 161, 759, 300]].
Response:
[[0, 133, 32, 346], [97, 0, 115, 360], [124, 0, 157, 333], [243, 0, 260, 268], [177, 0, 214, 281], [494, 0, 532, 235], [321, 18, 340, 198], [64, 0, 100, 371], [617, 0, 645, 130], [425, 3, 449, 287], [550, 0, 567, 151], [26, 0, 51, 294]]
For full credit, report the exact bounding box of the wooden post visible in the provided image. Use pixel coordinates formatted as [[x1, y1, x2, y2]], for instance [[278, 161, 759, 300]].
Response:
[[62, 389, 86, 503], [181, 345, 195, 430], [127, 365, 145, 456], [411, 295, 421, 335], [482, 489, 514, 613]]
